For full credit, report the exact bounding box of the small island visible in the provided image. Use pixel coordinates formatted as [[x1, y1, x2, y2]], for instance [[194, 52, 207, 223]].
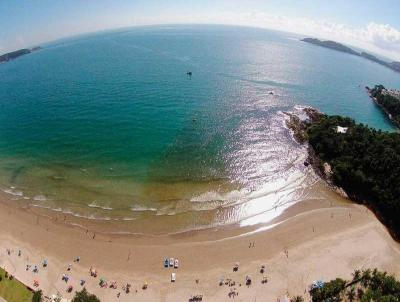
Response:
[[0, 47, 41, 64], [301, 38, 400, 73], [286, 107, 400, 240], [366, 85, 400, 128]]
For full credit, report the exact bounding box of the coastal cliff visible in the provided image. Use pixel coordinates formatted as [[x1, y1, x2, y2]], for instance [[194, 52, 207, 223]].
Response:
[[286, 107, 400, 240], [366, 85, 400, 128], [285, 108, 347, 198]]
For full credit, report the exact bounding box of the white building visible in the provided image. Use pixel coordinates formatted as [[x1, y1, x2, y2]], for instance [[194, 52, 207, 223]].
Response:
[[336, 126, 348, 134]]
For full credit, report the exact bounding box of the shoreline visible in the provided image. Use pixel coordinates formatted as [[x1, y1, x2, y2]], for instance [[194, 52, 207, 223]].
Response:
[[0, 179, 333, 243], [365, 86, 400, 129], [1, 180, 400, 301], [284, 108, 349, 199], [1, 109, 400, 301]]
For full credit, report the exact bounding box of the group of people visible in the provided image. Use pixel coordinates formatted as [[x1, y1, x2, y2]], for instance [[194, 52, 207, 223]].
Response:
[[220, 262, 269, 298], [4, 245, 277, 301]]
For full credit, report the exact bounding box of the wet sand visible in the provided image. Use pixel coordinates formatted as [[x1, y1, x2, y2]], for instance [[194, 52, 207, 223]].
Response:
[[0, 182, 400, 301]]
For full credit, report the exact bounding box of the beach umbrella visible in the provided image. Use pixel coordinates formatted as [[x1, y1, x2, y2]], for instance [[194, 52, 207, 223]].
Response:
[[280, 296, 290, 302], [246, 275, 252, 286], [90, 267, 97, 277]]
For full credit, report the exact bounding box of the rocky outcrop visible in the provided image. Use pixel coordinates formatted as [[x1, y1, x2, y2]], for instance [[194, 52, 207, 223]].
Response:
[[285, 107, 348, 199]]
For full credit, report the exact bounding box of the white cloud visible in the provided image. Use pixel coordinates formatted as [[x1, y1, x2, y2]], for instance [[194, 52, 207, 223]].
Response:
[[364, 23, 400, 53], [204, 11, 400, 61]]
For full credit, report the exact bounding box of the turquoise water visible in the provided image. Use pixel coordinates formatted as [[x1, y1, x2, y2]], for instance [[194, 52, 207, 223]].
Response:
[[0, 25, 399, 233]]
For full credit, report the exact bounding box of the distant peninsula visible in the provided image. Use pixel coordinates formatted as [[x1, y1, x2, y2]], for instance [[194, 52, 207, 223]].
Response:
[[366, 84, 400, 128], [301, 37, 359, 55], [301, 38, 400, 73], [0, 47, 41, 64]]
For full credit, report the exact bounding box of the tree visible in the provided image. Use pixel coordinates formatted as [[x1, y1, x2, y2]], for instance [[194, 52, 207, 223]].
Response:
[[353, 270, 361, 282], [71, 288, 100, 302], [310, 269, 400, 302], [32, 290, 43, 302], [310, 278, 346, 302], [305, 112, 400, 239], [290, 296, 304, 302], [346, 287, 356, 302]]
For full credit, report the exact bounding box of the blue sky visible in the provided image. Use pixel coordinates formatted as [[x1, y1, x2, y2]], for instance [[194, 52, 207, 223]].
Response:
[[1, 0, 400, 60]]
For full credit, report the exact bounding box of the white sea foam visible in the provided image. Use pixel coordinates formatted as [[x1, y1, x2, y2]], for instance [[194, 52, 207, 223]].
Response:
[[190, 189, 249, 204], [88, 201, 113, 211], [130, 205, 157, 212], [33, 195, 47, 201], [2, 188, 24, 197], [30, 203, 137, 222]]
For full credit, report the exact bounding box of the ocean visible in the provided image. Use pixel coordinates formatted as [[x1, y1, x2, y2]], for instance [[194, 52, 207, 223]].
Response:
[[0, 25, 399, 234]]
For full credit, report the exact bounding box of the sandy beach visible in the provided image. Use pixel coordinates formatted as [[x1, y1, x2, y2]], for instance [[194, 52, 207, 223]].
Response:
[[0, 180, 399, 302]]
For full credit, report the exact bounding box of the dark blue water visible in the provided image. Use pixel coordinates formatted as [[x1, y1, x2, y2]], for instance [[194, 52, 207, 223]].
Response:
[[0, 25, 399, 233]]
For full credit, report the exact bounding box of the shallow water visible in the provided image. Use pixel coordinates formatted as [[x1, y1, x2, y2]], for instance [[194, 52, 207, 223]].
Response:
[[0, 25, 399, 234]]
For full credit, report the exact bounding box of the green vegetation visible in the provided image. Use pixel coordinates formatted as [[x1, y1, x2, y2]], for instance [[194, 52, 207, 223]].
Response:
[[368, 85, 400, 127], [0, 268, 100, 302], [311, 278, 346, 302], [310, 269, 400, 302], [304, 113, 400, 239], [0, 268, 33, 302], [0, 268, 101, 302], [72, 288, 101, 302], [32, 290, 42, 302]]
